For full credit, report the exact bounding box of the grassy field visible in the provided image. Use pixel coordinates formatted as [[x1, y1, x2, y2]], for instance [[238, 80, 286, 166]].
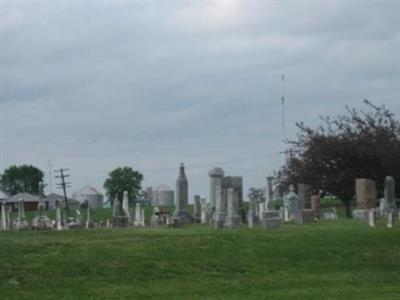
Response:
[[1, 219, 399, 300]]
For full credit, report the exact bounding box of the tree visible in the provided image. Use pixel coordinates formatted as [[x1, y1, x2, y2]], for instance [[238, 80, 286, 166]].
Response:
[[0, 165, 44, 196], [103, 166, 144, 205], [277, 100, 400, 217]]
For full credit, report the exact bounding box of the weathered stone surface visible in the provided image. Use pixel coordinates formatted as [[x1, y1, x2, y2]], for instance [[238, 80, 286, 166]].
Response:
[[247, 209, 254, 229], [200, 197, 210, 224], [323, 208, 338, 220], [353, 209, 370, 220], [384, 176, 396, 209], [387, 209, 396, 228], [265, 176, 274, 210], [261, 211, 280, 219], [122, 191, 132, 223], [134, 203, 145, 227], [284, 185, 299, 221], [14, 199, 30, 230], [32, 200, 52, 230], [213, 184, 226, 229], [1, 201, 8, 230], [260, 217, 282, 229], [310, 194, 321, 218], [173, 163, 190, 223], [379, 198, 389, 216], [294, 209, 314, 224], [297, 183, 312, 209], [209, 167, 224, 210], [368, 209, 376, 227], [225, 188, 241, 228], [355, 178, 377, 209], [193, 195, 201, 222]]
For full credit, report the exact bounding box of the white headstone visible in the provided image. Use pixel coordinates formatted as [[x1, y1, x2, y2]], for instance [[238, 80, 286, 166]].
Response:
[[368, 209, 375, 227]]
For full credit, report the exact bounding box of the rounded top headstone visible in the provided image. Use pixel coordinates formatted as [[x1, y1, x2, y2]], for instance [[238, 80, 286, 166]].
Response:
[[208, 167, 225, 177]]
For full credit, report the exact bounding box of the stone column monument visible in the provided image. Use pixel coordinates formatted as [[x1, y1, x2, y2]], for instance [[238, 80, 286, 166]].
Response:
[[213, 184, 226, 228], [265, 176, 274, 210], [14, 199, 30, 230], [225, 188, 241, 228], [122, 191, 132, 223], [173, 163, 190, 223], [208, 167, 225, 210], [193, 195, 201, 222], [384, 176, 396, 209], [1, 201, 8, 230]]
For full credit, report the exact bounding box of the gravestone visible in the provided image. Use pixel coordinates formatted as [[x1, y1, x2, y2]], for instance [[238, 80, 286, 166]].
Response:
[[310, 193, 321, 219], [247, 209, 254, 229], [193, 195, 201, 223], [284, 185, 299, 221], [297, 183, 312, 209], [1, 201, 9, 231], [387, 209, 395, 228], [379, 198, 389, 216], [134, 203, 145, 227], [323, 207, 338, 220], [260, 217, 282, 229], [200, 197, 210, 224], [209, 167, 225, 211], [112, 198, 129, 228], [368, 209, 376, 227], [14, 199, 30, 230], [265, 176, 274, 210], [122, 191, 132, 223], [354, 178, 377, 220], [55, 200, 64, 230], [213, 184, 226, 229], [384, 176, 396, 209], [294, 209, 315, 224], [32, 200, 52, 230], [225, 188, 241, 228], [86, 203, 91, 229], [173, 163, 190, 223]]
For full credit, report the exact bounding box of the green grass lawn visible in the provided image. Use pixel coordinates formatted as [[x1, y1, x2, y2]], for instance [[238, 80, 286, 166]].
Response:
[[1, 219, 399, 300]]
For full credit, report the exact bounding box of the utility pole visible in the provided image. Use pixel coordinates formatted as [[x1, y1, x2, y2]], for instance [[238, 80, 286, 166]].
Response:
[[55, 168, 71, 214]]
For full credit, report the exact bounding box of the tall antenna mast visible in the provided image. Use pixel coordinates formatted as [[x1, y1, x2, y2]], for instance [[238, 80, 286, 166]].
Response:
[[281, 74, 286, 140], [46, 160, 53, 194]]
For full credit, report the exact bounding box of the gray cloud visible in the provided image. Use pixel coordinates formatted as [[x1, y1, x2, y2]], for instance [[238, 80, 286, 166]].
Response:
[[1, 1, 399, 199]]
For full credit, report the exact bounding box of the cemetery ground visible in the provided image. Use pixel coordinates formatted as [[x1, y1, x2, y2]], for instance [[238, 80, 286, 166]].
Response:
[[1, 209, 399, 300]]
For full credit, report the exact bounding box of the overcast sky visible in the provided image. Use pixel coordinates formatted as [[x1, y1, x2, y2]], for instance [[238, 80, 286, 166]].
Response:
[[1, 1, 400, 200]]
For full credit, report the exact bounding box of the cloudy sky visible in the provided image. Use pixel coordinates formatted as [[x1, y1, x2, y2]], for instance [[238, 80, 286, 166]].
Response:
[[1, 1, 400, 200]]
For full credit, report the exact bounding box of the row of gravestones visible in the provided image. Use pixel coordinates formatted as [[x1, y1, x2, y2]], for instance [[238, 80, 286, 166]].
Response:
[[0, 198, 95, 231], [353, 176, 398, 227]]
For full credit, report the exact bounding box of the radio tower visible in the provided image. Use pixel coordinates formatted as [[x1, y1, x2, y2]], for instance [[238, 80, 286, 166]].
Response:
[[46, 160, 53, 194], [281, 74, 286, 141]]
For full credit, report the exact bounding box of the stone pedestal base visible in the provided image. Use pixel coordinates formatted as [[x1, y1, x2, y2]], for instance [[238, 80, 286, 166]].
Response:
[[262, 210, 280, 219], [113, 216, 129, 228], [14, 221, 30, 230], [171, 217, 182, 228], [294, 209, 315, 224], [260, 217, 282, 229], [173, 210, 190, 224], [353, 209, 370, 220], [225, 215, 241, 228], [213, 220, 225, 229]]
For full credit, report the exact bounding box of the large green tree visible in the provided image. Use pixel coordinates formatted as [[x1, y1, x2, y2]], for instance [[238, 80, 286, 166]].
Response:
[[0, 165, 44, 196], [277, 100, 400, 217], [103, 166, 144, 204]]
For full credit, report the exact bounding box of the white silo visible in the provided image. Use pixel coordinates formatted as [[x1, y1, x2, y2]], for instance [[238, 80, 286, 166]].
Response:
[[153, 184, 174, 206], [72, 186, 104, 208]]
